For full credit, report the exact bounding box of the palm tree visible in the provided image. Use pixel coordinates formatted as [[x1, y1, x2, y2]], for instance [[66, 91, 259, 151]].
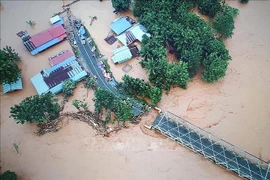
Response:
[[26, 20, 36, 27]]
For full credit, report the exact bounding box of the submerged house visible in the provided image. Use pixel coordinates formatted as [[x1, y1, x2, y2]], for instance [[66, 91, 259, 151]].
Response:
[[109, 17, 132, 35], [31, 54, 87, 95], [48, 50, 74, 66], [17, 24, 67, 56], [117, 24, 151, 46], [2, 78, 23, 94], [111, 45, 139, 64]]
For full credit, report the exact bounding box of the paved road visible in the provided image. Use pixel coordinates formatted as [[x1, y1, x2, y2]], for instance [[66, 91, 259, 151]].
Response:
[[73, 27, 142, 116]]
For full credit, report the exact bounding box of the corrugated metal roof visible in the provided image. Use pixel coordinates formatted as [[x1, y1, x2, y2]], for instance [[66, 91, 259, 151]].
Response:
[[30, 25, 66, 47], [2, 78, 23, 94], [49, 50, 74, 66], [111, 46, 132, 64], [31, 73, 50, 95], [117, 24, 151, 45], [109, 17, 132, 35]]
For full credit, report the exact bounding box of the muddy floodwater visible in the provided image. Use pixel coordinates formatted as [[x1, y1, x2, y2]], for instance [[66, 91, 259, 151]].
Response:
[[0, 1, 269, 180]]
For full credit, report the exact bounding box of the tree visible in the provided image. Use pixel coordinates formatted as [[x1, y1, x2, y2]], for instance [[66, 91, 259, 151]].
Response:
[[239, 0, 249, 3], [202, 53, 228, 82], [197, 0, 223, 18], [111, 0, 131, 12], [0, 170, 17, 180], [72, 99, 88, 111], [93, 88, 133, 121], [62, 79, 76, 98], [84, 76, 98, 90], [213, 5, 239, 39], [166, 61, 190, 89], [0, 46, 21, 84], [10, 93, 60, 124]]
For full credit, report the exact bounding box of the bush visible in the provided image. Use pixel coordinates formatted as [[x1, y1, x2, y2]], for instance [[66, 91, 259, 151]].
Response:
[[10, 93, 60, 124], [0, 46, 21, 84], [111, 0, 131, 12], [197, 0, 223, 18], [213, 5, 239, 39], [62, 79, 76, 98], [93, 88, 133, 121], [240, 0, 249, 3], [0, 171, 17, 180]]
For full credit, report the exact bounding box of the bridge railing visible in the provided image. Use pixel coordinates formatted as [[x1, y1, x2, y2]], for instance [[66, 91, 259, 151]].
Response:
[[153, 111, 270, 180]]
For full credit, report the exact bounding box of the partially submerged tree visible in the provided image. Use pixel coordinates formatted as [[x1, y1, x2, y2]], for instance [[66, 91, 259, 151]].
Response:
[[10, 93, 60, 124], [62, 79, 76, 98], [111, 0, 131, 12], [26, 20, 36, 27], [72, 99, 88, 111], [0, 170, 17, 180], [213, 5, 239, 39], [93, 88, 133, 122], [0, 46, 21, 84], [84, 76, 98, 90], [118, 75, 162, 105]]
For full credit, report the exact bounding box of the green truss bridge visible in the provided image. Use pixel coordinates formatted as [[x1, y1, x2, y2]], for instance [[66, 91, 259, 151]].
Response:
[[152, 111, 270, 180]]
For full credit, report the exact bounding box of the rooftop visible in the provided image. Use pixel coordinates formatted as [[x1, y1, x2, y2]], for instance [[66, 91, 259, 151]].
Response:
[[109, 17, 132, 35]]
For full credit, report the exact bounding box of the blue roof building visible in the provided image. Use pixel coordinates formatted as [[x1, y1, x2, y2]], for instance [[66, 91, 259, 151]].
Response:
[[31, 56, 87, 95], [49, 15, 64, 26], [109, 17, 132, 35], [2, 78, 23, 94]]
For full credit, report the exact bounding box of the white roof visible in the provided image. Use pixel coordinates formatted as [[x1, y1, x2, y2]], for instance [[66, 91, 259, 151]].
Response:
[[50, 15, 61, 24], [117, 24, 151, 45], [31, 73, 50, 95]]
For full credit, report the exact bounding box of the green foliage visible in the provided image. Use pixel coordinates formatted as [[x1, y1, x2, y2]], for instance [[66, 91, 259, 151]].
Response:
[[93, 88, 133, 121], [118, 75, 162, 105], [62, 79, 76, 98], [133, 0, 235, 85], [0, 170, 17, 180], [202, 53, 228, 82], [239, 0, 249, 3], [166, 62, 190, 89], [0, 46, 21, 84], [72, 100, 88, 111], [84, 76, 98, 90], [10, 93, 60, 124], [111, 0, 131, 12], [213, 5, 239, 39], [197, 0, 223, 18]]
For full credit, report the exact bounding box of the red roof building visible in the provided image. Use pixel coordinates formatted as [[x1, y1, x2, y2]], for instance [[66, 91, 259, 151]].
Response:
[[48, 50, 74, 66], [31, 25, 66, 47]]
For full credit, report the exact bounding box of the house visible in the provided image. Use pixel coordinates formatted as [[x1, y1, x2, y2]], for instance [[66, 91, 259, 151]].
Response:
[[109, 17, 132, 35], [117, 24, 151, 46], [17, 25, 67, 56], [111, 45, 139, 64], [48, 50, 74, 66], [31, 55, 87, 95], [49, 15, 64, 26], [2, 78, 23, 94]]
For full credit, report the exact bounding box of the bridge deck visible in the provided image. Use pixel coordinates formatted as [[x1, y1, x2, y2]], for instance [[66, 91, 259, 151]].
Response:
[[152, 112, 270, 180]]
